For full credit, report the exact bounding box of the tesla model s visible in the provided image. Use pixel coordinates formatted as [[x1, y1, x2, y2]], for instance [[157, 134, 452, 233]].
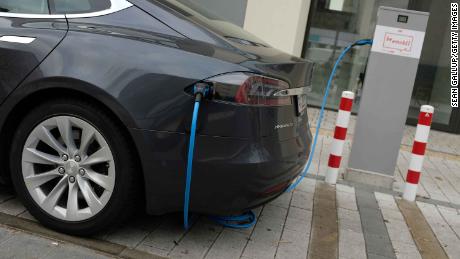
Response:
[[0, 0, 313, 235]]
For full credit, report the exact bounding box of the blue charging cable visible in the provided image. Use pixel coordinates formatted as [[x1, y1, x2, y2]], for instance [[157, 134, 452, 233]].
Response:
[[209, 211, 256, 229], [183, 84, 257, 229], [184, 39, 373, 230], [286, 39, 372, 192], [183, 96, 200, 229]]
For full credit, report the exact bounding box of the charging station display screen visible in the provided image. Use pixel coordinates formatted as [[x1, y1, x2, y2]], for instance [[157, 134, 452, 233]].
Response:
[[397, 15, 408, 23]]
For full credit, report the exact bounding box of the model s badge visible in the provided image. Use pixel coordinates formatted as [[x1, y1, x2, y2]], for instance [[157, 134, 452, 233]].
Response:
[[275, 123, 294, 129]]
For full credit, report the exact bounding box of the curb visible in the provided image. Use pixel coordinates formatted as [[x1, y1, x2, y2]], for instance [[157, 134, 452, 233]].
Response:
[[0, 212, 167, 259]]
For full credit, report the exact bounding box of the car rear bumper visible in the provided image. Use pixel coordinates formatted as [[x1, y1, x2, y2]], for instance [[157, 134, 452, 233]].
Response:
[[131, 128, 311, 215]]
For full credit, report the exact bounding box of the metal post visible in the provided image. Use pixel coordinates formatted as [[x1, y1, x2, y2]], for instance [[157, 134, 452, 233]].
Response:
[[403, 105, 434, 201], [326, 91, 354, 184]]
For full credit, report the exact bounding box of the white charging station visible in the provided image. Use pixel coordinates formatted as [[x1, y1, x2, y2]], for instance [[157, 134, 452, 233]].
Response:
[[347, 7, 430, 188]]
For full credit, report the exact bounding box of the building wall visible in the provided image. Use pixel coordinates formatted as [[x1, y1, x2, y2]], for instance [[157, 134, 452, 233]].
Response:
[[188, 0, 248, 27], [243, 0, 312, 57]]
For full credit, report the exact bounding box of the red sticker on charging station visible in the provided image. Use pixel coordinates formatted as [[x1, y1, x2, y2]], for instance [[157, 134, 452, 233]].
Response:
[[371, 25, 425, 59], [383, 33, 413, 52]]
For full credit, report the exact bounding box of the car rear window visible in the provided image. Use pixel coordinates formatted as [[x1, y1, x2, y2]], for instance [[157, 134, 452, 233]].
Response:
[[153, 0, 267, 46], [51, 0, 111, 14], [0, 0, 49, 14]]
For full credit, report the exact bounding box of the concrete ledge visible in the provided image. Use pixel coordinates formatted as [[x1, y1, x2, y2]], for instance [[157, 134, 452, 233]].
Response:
[[345, 168, 394, 189], [0, 212, 166, 259]]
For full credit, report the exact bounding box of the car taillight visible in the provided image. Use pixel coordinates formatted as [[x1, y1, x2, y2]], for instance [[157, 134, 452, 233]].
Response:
[[189, 73, 292, 106]]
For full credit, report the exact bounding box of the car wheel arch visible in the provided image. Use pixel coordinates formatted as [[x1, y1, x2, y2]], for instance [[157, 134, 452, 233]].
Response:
[[0, 79, 147, 205]]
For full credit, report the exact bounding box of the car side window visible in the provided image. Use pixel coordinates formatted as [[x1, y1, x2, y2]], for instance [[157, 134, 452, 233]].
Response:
[[0, 0, 49, 14], [50, 0, 111, 14]]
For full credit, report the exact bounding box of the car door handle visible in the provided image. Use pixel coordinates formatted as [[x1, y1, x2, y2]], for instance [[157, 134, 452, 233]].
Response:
[[0, 36, 36, 44]]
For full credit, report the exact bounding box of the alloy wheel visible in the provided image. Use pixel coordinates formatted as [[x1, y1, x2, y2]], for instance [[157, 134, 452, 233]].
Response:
[[21, 116, 115, 221]]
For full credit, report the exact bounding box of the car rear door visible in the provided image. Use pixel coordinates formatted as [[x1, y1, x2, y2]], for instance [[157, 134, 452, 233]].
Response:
[[0, 1, 68, 103]]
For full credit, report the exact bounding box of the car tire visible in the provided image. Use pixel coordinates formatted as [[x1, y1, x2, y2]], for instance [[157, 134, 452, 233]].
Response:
[[10, 98, 140, 236]]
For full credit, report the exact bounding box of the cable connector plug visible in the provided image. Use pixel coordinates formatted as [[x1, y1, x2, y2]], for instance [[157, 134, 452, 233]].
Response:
[[352, 39, 373, 46], [193, 83, 212, 101]]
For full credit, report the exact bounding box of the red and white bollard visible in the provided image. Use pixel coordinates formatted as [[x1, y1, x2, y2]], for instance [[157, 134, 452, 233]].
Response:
[[325, 91, 354, 184], [403, 105, 434, 201]]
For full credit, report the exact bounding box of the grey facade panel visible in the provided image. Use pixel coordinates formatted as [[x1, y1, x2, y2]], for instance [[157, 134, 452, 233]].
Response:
[[189, 0, 247, 27]]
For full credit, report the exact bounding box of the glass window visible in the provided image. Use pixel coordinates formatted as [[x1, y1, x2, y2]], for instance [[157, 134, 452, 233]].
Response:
[[407, 1, 452, 126], [51, 0, 111, 14], [303, 0, 376, 112], [303, 0, 458, 133], [0, 0, 49, 14]]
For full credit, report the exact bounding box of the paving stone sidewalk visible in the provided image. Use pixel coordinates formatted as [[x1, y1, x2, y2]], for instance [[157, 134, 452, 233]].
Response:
[[1, 179, 459, 259], [306, 108, 460, 207], [0, 108, 457, 259], [0, 223, 113, 258]]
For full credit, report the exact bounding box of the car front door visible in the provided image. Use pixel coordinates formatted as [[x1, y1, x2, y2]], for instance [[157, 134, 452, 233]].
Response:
[[0, 0, 68, 103]]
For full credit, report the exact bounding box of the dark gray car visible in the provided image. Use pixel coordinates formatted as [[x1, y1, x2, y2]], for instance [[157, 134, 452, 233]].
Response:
[[0, 0, 313, 235]]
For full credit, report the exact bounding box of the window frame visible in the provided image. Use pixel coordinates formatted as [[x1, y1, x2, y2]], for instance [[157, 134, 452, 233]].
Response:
[[0, 0, 132, 19]]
